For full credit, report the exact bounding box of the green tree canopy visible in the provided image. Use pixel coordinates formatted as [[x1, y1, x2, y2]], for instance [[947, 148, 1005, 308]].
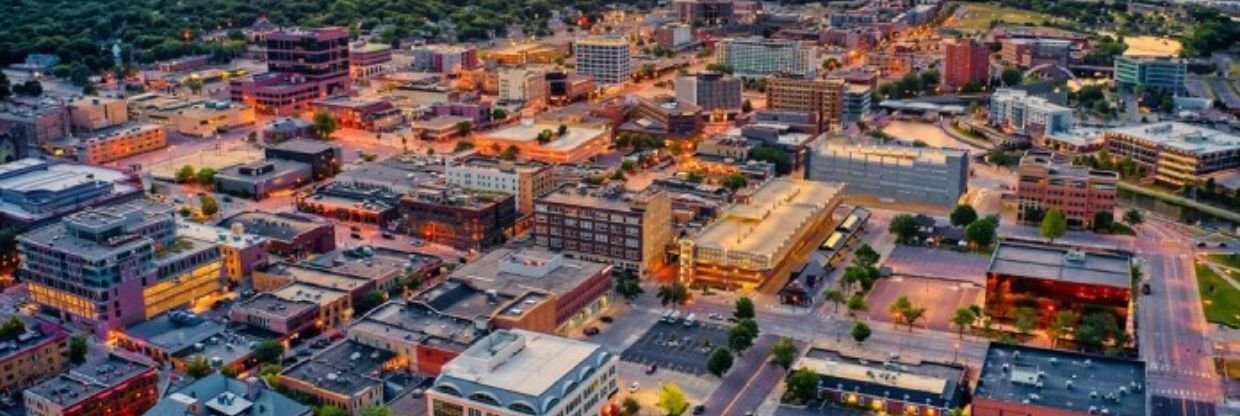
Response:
[[707, 347, 734, 377], [1040, 208, 1068, 243]]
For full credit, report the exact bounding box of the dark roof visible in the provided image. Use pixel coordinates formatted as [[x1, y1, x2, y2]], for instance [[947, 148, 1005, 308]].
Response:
[[976, 344, 1146, 416], [987, 240, 1132, 289], [1150, 396, 1217, 416], [798, 348, 967, 410]]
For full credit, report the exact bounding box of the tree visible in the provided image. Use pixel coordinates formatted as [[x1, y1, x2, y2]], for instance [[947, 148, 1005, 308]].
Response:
[[741, 99, 753, 113], [13, 79, 44, 97], [0, 70, 9, 100], [1049, 310, 1079, 348], [1001, 66, 1023, 86], [748, 146, 791, 175], [707, 347, 734, 376], [355, 291, 385, 315], [614, 271, 644, 301], [312, 111, 337, 140], [850, 321, 872, 343], [185, 77, 204, 94], [950, 204, 978, 227], [253, 339, 284, 364], [951, 307, 976, 339], [199, 194, 219, 216], [721, 174, 747, 191], [195, 167, 217, 188], [1012, 307, 1038, 336], [657, 382, 690, 416], [1123, 209, 1144, 227], [785, 367, 820, 403], [500, 145, 519, 161], [69, 336, 88, 364], [846, 293, 868, 318], [734, 296, 755, 320], [852, 244, 880, 268], [729, 319, 759, 353], [187, 354, 213, 378], [770, 337, 798, 369], [965, 218, 997, 247], [1023, 205, 1045, 224], [454, 141, 475, 153], [360, 407, 392, 416], [657, 282, 689, 308], [1093, 211, 1114, 233], [1040, 208, 1067, 243], [889, 214, 919, 244], [557, 124, 568, 136], [621, 397, 641, 416], [889, 296, 925, 332], [1075, 312, 1119, 348], [823, 289, 846, 314], [0, 317, 25, 340], [536, 129, 553, 144], [175, 165, 196, 183], [316, 406, 347, 416], [491, 108, 507, 120]]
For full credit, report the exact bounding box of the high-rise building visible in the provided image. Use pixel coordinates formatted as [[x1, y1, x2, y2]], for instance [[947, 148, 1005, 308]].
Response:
[[943, 37, 990, 91], [807, 142, 969, 207], [675, 72, 743, 115], [1114, 55, 1187, 94], [19, 200, 224, 335], [717, 38, 817, 77], [765, 75, 845, 131], [533, 185, 672, 276], [574, 35, 632, 85], [230, 27, 350, 114], [427, 329, 619, 416], [674, 0, 735, 25], [989, 88, 1074, 137], [1016, 151, 1118, 229]]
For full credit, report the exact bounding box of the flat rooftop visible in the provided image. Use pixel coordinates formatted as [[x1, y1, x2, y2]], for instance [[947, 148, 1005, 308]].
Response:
[[415, 280, 513, 321], [450, 247, 608, 297], [1107, 122, 1240, 155], [124, 311, 257, 363], [797, 348, 966, 409], [281, 340, 394, 395], [272, 281, 350, 307], [538, 184, 654, 212], [818, 142, 967, 165], [481, 122, 608, 152], [0, 158, 138, 220], [214, 159, 310, 182], [175, 219, 266, 249], [266, 138, 340, 155], [303, 246, 437, 282], [987, 240, 1132, 289], [218, 212, 328, 243], [692, 179, 843, 265], [0, 314, 65, 363], [976, 344, 1146, 415], [440, 329, 603, 398], [25, 354, 153, 408], [232, 292, 319, 321], [1019, 153, 1119, 181], [354, 301, 480, 351]]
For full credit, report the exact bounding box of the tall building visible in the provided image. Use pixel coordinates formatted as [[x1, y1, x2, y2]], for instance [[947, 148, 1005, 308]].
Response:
[[24, 354, 159, 416], [807, 142, 969, 207], [1104, 122, 1240, 186], [1016, 152, 1118, 229], [679, 179, 844, 291], [717, 38, 817, 77], [943, 37, 990, 91], [19, 199, 224, 334], [498, 67, 548, 106], [1114, 55, 1187, 94], [675, 72, 743, 115], [675, 0, 735, 25], [765, 75, 845, 131], [230, 27, 350, 114], [989, 88, 1074, 137], [427, 329, 619, 416], [974, 344, 1146, 416], [445, 157, 554, 214], [574, 35, 632, 85], [533, 185, 672, 276], [0, 314, 68, 397]]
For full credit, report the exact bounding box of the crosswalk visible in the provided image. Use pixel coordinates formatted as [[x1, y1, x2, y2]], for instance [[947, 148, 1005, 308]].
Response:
[[1149, 388, 1216, 401], [1146, 362, 1217, 379]]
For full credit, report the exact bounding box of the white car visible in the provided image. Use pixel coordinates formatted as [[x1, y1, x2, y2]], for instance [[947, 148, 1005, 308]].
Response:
[[629, 382, 640, 393]]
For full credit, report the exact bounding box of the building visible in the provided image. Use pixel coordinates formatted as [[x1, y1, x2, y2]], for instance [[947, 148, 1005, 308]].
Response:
[[943, 37, 991, 91], [411, 115, 474, 141], [498, 67, 548, 106], [989, 88, 1074, 137], [155, 55, 210, 73], [142, 101, 257, 138], [261, 117, 314, 142], [574, 35, 632, 85], [487, 43, 562, 66], [214, 159, 313, 200], [765, 76, 845, 131], [230, 27, 351, 114], [0, 158, 142, 229], [984, 240, 1133, 331], [398, 184, 517, 251], [654, 23, 693, 50], [427, 329, 619, 416], [24, 354, 159, 416], [675, 0, 734, 25], [348, 301, 482, 376], [176, 219, 269, 283], [473, 121, 611, 164], [144, 373, 313, 416], [717, 38, 817, 77], [66, 96, 129, 133], [412, 45, 479, 74], [795, 347, 967, 415], [545, 72, 596, 106], [1114, 56, 1186, 94], [446, 157, 554, 214], [534, 185, 672, 276], [675, 72, 743, 116], [312, 97, 404, 132], [217, 211, 336, 259], [114, 310, 260, 372], [430, 101, 494, 129], [622, 95, 703, 137], [999, 38, 1071, 68], [270, 281, 352, 328], [19, 200, 224, 334], [298, 182, 401, 226], [0, 314, 68, 397], [679, 179, 843, 291], [807, 142, 969, 207], [278, 340, 398, 416], [445, 247, 612, 334], [842, 84, 872, 124], [265, 138, 343, 180], [349, 43, 393, 80], [1016, 152, 1118, 229], [229, 292, 319, 337], [866, 52, 914, 79], [54, 123, 168, 165], [973, 344, 1146, 416], [1103, 122, 1240, 187]]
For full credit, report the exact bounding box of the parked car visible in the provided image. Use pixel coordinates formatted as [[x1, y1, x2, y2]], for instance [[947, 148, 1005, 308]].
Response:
[[599, 316, 613, 323], [1142, 283, 1152, 295], [381, 232, 395, 239], [692, 405, 706, 415], [646, 364, 658, 375], [583, 326, 600, 336], [629, 382, 640, 393], [351, 232, 362, 240]]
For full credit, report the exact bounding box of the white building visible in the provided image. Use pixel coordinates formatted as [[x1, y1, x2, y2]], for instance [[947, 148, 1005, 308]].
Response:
[[498, 67, 548, 104], [445, 157, 554, 214], [989, 88, 1074, 137], [717, 37, 817, 77], [427, 329, 619, 416], [574, 35, 632, 85]]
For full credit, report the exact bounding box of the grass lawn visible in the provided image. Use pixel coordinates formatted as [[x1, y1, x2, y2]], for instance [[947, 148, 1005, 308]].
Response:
[[948, 3, 1066, 33], [1207, 253, 1240, 270], [1230, 63, 1240, 79], [1197, 263, 1240, 328]]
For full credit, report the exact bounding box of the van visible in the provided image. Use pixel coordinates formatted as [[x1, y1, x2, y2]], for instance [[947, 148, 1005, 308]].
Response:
[[683, 313, 697, 327]]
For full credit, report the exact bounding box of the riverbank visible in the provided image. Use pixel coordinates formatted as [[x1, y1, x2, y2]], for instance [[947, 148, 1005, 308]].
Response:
[[1119, 181, 1240, 231], [940, 119, 994, 150]]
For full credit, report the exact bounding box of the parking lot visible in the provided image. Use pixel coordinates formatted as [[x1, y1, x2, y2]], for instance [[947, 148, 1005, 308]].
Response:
[[864, 277, 983, 332], [620, 321, 731, 376], [884, 246, 989, 285]]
